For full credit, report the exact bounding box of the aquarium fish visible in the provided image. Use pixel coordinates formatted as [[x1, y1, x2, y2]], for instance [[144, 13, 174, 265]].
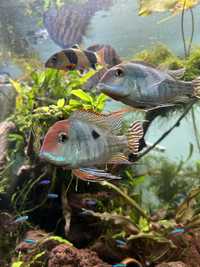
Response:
[[170, 227, 185, 235], [39, 109, 143, 181], [83, 45, 122, 90], [39, 180, 51, 185], [45, 45, 104, 71], [24, 239, 37, 245], [14, 216, 29, 223], [87, 44, 122, 67], [43, 0, 113, 48], [97, 62, 200, 109], [48, 193, 58, 199]]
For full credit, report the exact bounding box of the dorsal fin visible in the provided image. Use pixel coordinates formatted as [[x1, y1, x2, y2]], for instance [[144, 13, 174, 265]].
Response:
[[167, 68, 186, 80], [130, 60, 157, 68], [72, 44, 81, 49], [69, 109, 129, 133], [131, 61, 185, 80], [127, 121, 144, 154]]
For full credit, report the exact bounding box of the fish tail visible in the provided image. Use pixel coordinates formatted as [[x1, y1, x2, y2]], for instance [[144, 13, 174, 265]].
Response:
[[127, 121, 144, 154], [193, 76, 200, 98]]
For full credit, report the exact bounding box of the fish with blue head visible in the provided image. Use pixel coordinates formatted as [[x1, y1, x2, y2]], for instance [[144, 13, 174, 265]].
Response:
[[39, 109, 144, 182]]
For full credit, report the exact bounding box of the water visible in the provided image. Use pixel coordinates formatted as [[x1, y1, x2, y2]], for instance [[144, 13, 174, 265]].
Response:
[[0, 0, 200, 161], [1, 2, 200, 266]]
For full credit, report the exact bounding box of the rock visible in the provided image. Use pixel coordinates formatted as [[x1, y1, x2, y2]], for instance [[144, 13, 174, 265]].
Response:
[[48, 244, 111, 267], [0, 121, 16, 170], [0, 73, 16, 121], [156, 262, 186, 267], [16, 229, 48, 253]]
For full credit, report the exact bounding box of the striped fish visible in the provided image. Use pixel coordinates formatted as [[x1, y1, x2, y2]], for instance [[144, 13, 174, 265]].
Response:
[[83, 44, 122, 90], [39, 109, 143, 182], [43, 0, 113, 48], [45, 45, 104, 71], [45, 44, 121, 72]]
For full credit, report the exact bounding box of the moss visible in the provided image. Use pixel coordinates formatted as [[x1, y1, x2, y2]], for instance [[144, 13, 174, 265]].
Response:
[[134, 44, 200, 81], [134, 43, 177, 66], [184, 47, 200, 80]]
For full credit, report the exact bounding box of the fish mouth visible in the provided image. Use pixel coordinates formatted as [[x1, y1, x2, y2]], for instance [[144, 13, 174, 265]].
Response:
[[39, 151, 68, 167], [97, 83, 129, 98]]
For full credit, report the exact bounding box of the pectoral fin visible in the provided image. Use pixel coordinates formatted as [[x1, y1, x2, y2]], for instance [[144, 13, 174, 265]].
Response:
[[167, 68, 186, 80]]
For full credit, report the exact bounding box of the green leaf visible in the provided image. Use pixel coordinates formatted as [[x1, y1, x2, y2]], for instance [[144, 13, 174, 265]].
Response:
[[57, 98, 65, 108], [71, 89, 93, 103], [69, 99, 82, 107], [11, 262, 23, 267], [139, 217, 149, 232], [10, 79, 23, 94]]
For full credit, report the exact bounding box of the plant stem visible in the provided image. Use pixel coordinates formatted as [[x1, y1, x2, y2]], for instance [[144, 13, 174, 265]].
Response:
[[138, 101, 195, 159], [100, 180, 150, 221], [191, 107, 200, 153], [188, 8, 195, 56], [181, 0, 187, 58]]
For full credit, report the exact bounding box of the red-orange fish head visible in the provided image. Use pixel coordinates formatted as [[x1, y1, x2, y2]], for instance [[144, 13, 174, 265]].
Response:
[[39, 120, 71, 166]]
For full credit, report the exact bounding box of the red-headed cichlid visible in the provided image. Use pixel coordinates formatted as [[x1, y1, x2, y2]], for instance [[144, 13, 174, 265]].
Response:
[[39, 110, 143, 181], [97, 62, 200, 109]]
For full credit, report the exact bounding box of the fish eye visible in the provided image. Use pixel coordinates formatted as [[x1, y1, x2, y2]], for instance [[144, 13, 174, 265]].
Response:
[[91, 130, 100, 139], [51, 55, 57, 63], [115, 68, 124, 77], [58, 132, 68, 143]]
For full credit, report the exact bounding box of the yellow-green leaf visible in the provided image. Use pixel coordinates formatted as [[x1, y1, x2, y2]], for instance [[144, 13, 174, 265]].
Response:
[[11, 262, 23, 267], [57, 98, 65, 108], [10, 79, 23, 94], [71, 89, 93, 103]]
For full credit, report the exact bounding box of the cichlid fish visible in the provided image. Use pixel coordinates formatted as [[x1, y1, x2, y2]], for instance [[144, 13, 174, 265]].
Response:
[[45, 45, 104, 71], [39, 110, 143, 181], [43, 0, 113, 48], [97, 62, 200, 109]]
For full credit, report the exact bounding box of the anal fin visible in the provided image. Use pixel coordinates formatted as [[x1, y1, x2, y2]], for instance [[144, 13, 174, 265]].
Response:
[[72, 168, 121, 182]]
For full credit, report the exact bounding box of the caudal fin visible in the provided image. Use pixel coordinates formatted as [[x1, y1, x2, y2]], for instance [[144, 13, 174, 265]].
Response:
[[128, 121, 144, 154], [193, 76, 200, 98]]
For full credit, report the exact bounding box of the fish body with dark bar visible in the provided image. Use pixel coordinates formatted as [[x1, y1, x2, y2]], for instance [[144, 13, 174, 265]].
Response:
[[45, 46, 102, 71], [45, 44, 120, 72], [97, 62, 200, 109], [43, 0, 113, 48], [39, 110, 143, 181]]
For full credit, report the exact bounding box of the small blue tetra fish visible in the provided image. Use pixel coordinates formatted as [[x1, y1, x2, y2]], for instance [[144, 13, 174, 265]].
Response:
[[48, 193, 59, 199], [24, 239, 37, 245], [14, 216, 29, 223], [112, 264, 126, 267], [39, 180, 51, 185], [170, 227, 185, 235]]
